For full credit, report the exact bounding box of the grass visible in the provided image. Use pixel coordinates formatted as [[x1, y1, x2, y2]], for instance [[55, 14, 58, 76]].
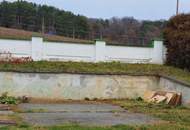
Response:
[[1, 100, 190, 130], [21, 109, 48, 113], [0, 61, 190, 85], [1, 124, 190, 130], [0, 115, 15, 121], [0, 61, 190, 129], [0, 114, 22, 125], [112, 99, 190, 129], [1, 100, 190, 129]]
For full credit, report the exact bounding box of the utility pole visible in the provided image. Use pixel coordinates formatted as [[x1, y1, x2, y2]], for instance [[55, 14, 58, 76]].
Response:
[[176, 0, 179, 15], [100, 31, 103, 40], [72, 26, 75, 39], [42, 16, 45, 34], [17, 0, 21, 25]]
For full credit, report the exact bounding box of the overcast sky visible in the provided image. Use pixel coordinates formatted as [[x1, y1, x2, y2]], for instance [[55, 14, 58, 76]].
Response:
[[2, 0, 190, 20]]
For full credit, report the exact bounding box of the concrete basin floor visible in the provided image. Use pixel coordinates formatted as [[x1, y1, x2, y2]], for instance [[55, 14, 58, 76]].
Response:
[[18, 103, 159, 126]]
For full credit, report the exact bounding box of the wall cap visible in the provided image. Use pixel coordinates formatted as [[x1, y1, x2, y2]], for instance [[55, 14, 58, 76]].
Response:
[[95, 39, 105, 42], [152, 38, 164, 42]]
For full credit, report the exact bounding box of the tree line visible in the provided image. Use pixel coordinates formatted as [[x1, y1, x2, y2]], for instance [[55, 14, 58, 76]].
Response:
[[0, 0, 89, 38], [0, 0, 167, 45], [89, 17, 166, 45]]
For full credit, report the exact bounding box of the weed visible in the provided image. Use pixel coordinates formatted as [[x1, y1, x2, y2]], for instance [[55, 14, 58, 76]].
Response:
[[0, 92, 19, 105], [84, 97, 90, 101]]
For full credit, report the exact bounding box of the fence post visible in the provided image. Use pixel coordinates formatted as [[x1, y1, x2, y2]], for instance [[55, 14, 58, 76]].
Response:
[[31, 37, 44, 61], [95, 40, 106, 62], [152, 39, 165, 64]]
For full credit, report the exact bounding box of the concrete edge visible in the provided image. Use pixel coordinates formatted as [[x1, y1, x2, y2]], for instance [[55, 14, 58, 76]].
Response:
[[0, 70, 157, 76], [160, 74, 190, 88], [0, 70, 189, 88]]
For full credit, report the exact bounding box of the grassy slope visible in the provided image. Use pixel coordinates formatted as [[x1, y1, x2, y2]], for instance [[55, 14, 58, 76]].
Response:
[[0, 61, 190, 85], [0, 27, 93, 44]]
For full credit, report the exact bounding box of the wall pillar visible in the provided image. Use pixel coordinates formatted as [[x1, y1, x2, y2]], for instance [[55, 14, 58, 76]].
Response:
[[152, 40, 165, 64], [31, 37, 44, 61], [95, 40, 106, 62]]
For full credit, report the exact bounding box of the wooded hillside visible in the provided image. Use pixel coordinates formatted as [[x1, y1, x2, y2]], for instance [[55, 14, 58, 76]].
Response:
[[0, 0, 166, 45]]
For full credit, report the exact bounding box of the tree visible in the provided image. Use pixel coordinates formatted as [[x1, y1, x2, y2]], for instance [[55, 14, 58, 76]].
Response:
[[164, 14, 190, 70], [0, 0, 90, 38], [0, 0, 165, 44]]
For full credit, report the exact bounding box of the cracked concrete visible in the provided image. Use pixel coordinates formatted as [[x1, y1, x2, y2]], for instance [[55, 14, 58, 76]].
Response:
[[18, 103, 159, 126]]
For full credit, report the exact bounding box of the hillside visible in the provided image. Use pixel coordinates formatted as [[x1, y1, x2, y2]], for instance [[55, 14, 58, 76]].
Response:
[[0, 27, 93, 44], [0, 1, 166, 45]]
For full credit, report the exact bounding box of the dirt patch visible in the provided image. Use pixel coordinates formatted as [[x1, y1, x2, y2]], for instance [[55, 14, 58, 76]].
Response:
[[0, 27, 92, 44]]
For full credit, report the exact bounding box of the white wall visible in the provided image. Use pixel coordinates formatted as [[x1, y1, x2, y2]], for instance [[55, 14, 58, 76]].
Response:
[[44, 41, 95, 62], [95, 40, 106, 62], [106, 46, 152, 63], [0, 39, 31, 57], [0, 37, 166, 64], [152, 40, 164, 64]]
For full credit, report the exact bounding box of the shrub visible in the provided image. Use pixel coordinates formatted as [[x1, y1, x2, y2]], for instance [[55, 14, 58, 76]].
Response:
[[164, 14, 190, 70], [0, 92, 18, 104]]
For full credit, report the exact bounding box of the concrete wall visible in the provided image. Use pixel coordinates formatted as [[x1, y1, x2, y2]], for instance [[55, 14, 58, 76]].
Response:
[[0, 72, 189, 106], [105, 45, 152, 63], [159, 77, 190, 105], [0, 72, 159, 100], [0, 37, 166, 64], [44, 41, 95, 62]]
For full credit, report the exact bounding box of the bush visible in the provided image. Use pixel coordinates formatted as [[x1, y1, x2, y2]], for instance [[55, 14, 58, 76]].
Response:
[[0, 92, 18, 104], [164, 14, 190, 70]]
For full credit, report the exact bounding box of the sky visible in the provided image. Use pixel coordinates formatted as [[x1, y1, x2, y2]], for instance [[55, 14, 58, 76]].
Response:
[[2, 0, 190, 20]]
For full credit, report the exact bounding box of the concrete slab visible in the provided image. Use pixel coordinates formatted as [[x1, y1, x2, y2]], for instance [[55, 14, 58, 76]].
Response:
[[18, 103, 125, 113], [19, 103, 159, 126], [21, 112, 158, 126]]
